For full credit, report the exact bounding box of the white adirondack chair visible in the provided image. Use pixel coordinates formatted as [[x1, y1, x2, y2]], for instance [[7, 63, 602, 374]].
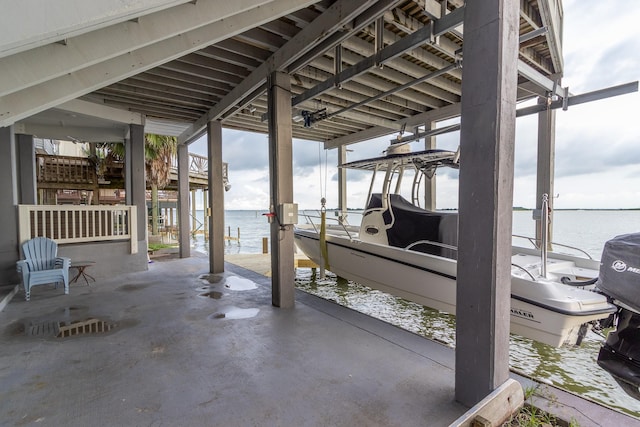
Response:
[[16, 237, 70, 301]]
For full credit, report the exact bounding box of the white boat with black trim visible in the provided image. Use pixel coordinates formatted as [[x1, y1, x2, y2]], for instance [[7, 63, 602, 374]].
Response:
[[294, 146, 617, 348]]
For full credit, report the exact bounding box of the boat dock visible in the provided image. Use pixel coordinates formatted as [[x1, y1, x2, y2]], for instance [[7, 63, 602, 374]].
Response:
[[226, 252, 318, 276]]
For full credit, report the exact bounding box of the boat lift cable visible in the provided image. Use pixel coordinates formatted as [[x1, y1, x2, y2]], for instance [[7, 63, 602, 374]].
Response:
[[318, 143, 330, 273]]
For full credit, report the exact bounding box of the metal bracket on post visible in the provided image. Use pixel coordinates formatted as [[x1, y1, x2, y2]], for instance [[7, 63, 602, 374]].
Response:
[[562, 87, 570, 110], [428, 21, 436, 44], [551, 80, 558, 101]]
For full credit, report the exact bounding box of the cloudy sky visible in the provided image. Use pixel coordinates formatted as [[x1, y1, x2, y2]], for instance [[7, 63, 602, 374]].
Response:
[[191, 0, 639, 211]]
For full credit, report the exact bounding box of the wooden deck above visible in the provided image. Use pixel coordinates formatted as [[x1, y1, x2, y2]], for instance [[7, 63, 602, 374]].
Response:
[[36, 152, 226, 192]]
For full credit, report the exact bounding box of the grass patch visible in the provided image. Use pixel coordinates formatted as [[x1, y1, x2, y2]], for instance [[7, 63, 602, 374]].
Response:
[[148, 243, 176, 251], [502, 385, 579, 427]]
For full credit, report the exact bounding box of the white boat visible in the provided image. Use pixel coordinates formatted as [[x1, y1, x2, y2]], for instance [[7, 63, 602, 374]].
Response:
[[294, 147, 617, 348]]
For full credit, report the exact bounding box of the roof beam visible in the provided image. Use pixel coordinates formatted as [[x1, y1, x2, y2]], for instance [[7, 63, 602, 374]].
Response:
[[286, 0, 404, 74], [97, 85, 216, 108], [0, 0, 284, 97], [517, 59, 565, 99], [0, 0, 192, 58], [292, 7, 465, 107], [128, 74, 228, 97], [0, 0, 315, 127], [296, 62, 439, 110], [337, 37, 461, 100], [537, 0, 564, 73], [324, 102, 462, 149], [178, 0, 379, 144], [13, 122, 129, 143], [55, 99, 144, 125], [325, 63, 460, 121]]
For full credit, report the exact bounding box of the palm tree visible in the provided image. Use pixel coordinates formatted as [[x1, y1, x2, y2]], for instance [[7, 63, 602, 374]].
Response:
[[100, 133, 177, 235], [144, 134, 177, 236]]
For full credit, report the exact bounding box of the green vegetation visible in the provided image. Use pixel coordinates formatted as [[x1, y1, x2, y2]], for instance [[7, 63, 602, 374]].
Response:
[[148, 243, 176, 251], [502, 385, 579, 427]]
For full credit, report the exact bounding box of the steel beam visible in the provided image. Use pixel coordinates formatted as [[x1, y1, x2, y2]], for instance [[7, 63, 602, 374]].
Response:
[[286, 0, 403, 73], [338, 36, 461, 98], [292, 9, 464, 106], [292, 8, 464, 108], [326, 63, 460, 121], [324, 102, 461, 148], [310, 50, 450, 108], [515, 81, 639, 117], [517, 59, 565, 99], [300, 56, 445, 109]]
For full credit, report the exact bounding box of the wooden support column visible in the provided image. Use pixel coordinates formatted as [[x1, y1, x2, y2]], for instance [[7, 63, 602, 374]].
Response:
[[191, 189, 197, 234], [536, 98, 556, 245], [203, 190, 209, 241], [177, 143, 190, 258], [424, 121, 437, 210], [0, 126, 19, 285], [207, 120, 225, 274], [267, 71, 295, 308], [337, 145, 347, 222], [128, 124, 147, 254], [456, 0, 519, 407], [89, 143, 99, 204], [15, 134, 37, 205]]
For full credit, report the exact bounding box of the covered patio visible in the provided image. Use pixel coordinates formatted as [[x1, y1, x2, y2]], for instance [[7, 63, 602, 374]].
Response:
[[2, 1, 638, 423]]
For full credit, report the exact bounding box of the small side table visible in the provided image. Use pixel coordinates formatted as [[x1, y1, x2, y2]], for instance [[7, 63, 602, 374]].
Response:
[[70, 260, 96, 286]]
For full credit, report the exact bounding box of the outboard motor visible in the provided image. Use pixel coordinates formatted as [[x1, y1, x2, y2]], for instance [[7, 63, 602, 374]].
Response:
[[596, 233, 640, 400]]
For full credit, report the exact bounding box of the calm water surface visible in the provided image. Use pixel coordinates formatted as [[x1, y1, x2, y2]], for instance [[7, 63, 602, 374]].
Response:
[[195, 209, 640, 416]]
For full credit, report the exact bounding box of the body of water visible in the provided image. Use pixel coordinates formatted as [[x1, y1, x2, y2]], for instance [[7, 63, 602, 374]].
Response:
[[194, 209, 640, 416]]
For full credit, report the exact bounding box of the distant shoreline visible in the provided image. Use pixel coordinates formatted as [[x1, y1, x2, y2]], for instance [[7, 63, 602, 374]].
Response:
[[213, 208, 640, 212]]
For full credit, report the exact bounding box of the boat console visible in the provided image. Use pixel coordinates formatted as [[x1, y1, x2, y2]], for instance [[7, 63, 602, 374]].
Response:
[[361, 193, 458, 259]]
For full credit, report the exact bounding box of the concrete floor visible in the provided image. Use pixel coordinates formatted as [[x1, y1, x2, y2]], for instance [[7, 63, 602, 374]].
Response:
[[3, 253, 639, 427], [0, 254, 468, 426]]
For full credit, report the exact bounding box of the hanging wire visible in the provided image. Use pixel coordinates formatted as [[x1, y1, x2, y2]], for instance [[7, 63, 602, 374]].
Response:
[[318, 142, 329, 202]]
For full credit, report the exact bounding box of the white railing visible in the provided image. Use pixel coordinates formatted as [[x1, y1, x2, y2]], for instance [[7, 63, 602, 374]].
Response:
[[169, 153, 229, 182], [18, 205, 138, 254]]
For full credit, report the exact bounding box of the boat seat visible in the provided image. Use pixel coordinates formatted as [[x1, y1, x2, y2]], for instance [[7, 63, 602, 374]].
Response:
[[511, 253, 597, 281], [366, 193, 458, 259]]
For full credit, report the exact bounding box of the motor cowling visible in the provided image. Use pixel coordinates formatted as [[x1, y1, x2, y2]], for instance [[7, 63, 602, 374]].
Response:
[[597, 232, 640, 311], [597, 232, 640, 400]]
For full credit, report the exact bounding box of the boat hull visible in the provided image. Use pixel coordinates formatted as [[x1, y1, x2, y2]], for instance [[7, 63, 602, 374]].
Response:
[[294, 229, 616, 347]]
